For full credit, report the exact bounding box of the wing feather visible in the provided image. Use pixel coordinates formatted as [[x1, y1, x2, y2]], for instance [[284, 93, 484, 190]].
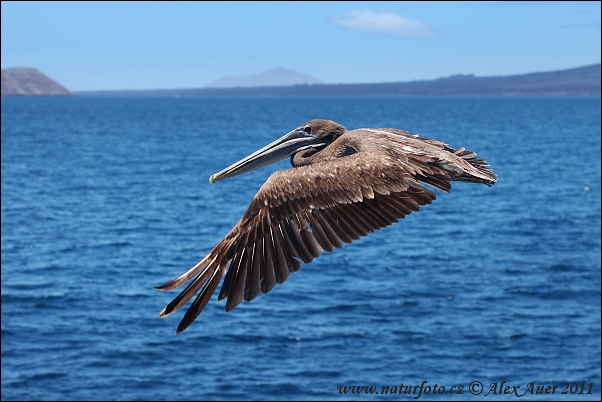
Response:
[[320, 208, 355, 244], [272, 222, 292, 284], [282, 217, 313, 263], [305, 210, 334, 252], [262, 225, 278, 294], [246, 232, 263, 302]]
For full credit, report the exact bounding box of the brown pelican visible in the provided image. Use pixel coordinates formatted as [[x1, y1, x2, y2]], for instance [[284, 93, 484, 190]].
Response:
[[157, 119, 497, 333]]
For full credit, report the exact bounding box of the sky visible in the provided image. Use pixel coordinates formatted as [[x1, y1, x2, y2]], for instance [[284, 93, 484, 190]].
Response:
[[1, 1, 600, 91]]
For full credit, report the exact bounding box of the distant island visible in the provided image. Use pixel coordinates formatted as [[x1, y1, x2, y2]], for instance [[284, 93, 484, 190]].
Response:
[[1, 67, 73, 96], [3, 64, 600, 97], [205, 67, 322, 88], [79, 64, 600, 97]]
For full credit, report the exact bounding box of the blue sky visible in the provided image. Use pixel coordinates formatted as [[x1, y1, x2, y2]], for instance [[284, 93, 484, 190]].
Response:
[[1, 1, 600, 91]]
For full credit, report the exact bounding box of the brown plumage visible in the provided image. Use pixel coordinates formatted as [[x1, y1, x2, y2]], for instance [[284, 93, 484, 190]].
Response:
[[156, 119, 498, 333]]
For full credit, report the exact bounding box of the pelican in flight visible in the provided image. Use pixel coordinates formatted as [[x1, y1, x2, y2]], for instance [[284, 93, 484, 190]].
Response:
[[157, 119, 497, 333]]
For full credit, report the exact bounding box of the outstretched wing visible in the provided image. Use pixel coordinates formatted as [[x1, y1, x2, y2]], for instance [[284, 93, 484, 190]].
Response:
[[157, 131, 497, 333]]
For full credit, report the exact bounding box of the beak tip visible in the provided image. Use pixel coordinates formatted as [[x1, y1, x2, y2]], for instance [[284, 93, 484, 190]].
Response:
[[209, 175, 215, 183]]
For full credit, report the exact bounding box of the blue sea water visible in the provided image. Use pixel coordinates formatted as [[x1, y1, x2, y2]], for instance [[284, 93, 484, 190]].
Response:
[[1, 96, 600, 401]]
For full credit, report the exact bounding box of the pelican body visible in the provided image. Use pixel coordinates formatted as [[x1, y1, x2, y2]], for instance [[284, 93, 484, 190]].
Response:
[[157, 119, 497, 333]]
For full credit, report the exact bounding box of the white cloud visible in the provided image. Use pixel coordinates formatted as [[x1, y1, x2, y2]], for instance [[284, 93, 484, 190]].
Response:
[[332, 10, 435, 37]]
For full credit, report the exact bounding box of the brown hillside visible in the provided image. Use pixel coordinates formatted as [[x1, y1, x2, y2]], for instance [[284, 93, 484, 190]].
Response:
[[1, 67, 73, 96]]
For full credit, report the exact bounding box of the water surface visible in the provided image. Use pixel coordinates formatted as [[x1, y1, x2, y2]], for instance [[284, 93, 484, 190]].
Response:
[[2, 96, 600, 400]]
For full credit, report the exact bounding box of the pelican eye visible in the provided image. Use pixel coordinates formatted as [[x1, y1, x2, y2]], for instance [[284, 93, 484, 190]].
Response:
[[303, 126, 312, 134]]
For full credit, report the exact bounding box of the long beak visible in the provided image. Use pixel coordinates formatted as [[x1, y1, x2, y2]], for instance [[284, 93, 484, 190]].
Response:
[[209, 128, 329, 183]]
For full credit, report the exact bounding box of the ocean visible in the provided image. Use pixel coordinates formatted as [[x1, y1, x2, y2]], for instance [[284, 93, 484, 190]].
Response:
[[1, 96, 600, 400]]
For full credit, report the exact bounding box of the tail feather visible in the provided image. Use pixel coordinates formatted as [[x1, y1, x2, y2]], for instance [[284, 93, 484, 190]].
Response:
[[454, 148, 498, 185]]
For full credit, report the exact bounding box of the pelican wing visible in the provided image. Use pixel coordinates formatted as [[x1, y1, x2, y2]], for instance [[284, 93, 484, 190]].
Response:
[[157, 132, 496, 333]]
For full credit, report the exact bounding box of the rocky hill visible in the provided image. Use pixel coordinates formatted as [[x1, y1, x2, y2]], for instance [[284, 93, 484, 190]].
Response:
[[1, 67, 73, 96]]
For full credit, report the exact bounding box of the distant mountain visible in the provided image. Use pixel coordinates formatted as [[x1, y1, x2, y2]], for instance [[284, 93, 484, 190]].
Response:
[[79, 63, 601, 97], [1, 67, 73, 96], [205, 67, 323, 88]]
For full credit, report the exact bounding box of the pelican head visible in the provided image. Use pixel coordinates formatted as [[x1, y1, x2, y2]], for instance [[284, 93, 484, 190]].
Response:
[[209, 119, 345, 183]]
